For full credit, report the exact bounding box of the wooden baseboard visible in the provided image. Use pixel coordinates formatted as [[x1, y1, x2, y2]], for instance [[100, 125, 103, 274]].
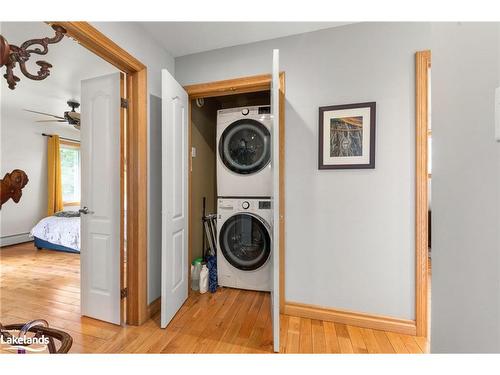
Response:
[[284, 301, 416, 336], [147, 297, 161, 317]]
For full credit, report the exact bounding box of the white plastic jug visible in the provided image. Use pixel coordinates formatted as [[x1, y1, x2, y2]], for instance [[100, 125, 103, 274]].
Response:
[[199, 265, 209, 294], [191, 259, 202, 291]]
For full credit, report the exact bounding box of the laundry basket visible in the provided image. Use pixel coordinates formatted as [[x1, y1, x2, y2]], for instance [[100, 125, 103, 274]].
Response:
[[0, 320, 73, 354]]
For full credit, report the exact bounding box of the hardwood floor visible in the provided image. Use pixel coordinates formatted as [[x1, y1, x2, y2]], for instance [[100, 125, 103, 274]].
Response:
[[0, 243, 429, 353]]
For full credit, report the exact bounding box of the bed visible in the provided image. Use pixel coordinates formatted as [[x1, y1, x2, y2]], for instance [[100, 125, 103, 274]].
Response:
[[30, 215, 80, 254]]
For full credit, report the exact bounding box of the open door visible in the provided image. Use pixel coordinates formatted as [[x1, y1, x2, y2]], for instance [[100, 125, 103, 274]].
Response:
[[80, 72, 122, 325], [271, 49, 281, 352], [161, 69, 189, 328]]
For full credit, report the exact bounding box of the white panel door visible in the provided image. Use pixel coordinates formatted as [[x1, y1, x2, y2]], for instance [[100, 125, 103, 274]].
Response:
[[271, 49, 281, 352], [80, 73, 122, 325], [161, 69, 189, 328]]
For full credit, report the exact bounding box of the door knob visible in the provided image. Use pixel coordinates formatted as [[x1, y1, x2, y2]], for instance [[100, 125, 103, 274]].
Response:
[[79, 206, 94, 215]]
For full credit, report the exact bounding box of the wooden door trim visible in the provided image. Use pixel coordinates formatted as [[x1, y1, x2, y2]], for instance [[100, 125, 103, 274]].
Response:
[[52, 22, 146, 73], [415, 50, 431, 337], [51, 21, 148, 325], [184, 74, 274, 99], [119, 72, 125, 325], [185, 72, 286, 312]]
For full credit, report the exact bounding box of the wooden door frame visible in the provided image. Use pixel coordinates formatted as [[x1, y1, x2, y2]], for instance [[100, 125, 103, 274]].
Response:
[[415, 50, 431, 337], [50, 22, 148, 325], [184, 73, 286, 311]]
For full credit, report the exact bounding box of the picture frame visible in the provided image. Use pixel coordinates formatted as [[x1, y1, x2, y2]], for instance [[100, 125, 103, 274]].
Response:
[[318, 102, 376, 169]]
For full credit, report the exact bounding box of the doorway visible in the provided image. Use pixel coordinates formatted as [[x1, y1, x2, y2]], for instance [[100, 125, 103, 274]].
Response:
[[184, 72, 286, 311], [0, 21, 131, 328], [160, 63, 285, 352], [189, 91, 271, 265], [53, 22, 148, 325]]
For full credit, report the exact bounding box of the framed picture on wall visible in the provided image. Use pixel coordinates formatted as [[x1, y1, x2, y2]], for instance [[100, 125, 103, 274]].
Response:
[[318, 102, 376, 169]]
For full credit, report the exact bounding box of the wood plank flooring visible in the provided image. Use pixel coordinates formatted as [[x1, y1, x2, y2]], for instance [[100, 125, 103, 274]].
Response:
[[0, 243, 429, 353]]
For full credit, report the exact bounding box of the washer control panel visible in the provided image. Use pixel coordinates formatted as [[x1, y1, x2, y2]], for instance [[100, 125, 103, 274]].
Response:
[[218, 198, 272, 213]]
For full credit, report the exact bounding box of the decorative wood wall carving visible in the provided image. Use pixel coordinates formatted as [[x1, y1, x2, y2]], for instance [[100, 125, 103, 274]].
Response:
[[0, 25, 66, 90], [0, 169, 29, 209]]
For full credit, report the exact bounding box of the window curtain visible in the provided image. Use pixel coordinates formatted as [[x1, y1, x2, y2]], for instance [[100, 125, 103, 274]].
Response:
[[47, 135, 63, 215]]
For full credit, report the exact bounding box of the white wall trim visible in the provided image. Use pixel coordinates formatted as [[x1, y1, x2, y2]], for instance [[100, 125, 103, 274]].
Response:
[[0, 233, 32, 247]]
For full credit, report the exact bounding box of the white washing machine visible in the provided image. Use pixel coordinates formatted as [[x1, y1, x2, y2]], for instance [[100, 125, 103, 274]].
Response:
[[217, 198, 272, 291], [217, 105, 272, 197]]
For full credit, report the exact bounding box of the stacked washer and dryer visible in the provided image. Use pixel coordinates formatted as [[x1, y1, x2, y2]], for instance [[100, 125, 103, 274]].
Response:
[[216, 105, 273, 292]]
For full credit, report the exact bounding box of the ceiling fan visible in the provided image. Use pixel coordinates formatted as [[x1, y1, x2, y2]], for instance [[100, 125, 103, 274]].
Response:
[[25, 100, 81, 130]]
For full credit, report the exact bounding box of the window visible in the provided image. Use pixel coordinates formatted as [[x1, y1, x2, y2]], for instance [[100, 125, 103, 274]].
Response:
[[60, 142, 81, 205]]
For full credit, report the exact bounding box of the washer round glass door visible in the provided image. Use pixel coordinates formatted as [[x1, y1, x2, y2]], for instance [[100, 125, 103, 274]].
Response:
[[219, 119, 271, 175], [219, 213, 271, 271]]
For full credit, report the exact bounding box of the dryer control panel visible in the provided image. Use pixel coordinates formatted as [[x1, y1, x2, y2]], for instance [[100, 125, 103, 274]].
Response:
[[258, 201, 271, 209]]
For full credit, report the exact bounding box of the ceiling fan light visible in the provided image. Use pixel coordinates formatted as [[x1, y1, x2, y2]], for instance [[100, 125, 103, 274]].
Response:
[[25, 99, 80, 129]]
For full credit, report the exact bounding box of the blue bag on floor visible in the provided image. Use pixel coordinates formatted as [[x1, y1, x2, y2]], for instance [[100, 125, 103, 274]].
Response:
[[206, 255, 218, 293]]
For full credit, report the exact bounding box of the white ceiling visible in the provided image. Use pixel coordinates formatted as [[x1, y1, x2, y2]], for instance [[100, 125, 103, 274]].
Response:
[[139, 22, 351, 57]]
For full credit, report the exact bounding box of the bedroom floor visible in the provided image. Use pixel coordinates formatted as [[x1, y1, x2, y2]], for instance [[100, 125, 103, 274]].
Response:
[[0, 243, 429, 353]]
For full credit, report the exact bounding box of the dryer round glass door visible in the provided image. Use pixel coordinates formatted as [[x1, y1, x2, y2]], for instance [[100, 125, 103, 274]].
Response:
[[219, 119, 271, 175], [219, 213, 271, 271]]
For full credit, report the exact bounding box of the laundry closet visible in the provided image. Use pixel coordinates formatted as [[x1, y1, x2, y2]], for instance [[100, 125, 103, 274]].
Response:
[[160, 51, 283, 352], [191, 91, 272, 291]]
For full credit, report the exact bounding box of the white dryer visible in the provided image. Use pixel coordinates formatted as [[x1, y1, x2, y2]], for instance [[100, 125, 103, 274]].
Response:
[[217, 198, 272, 291], [217, 106, 272, 197]]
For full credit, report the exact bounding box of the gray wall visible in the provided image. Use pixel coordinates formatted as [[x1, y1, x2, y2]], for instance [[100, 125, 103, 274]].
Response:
[[176, 23, 431, 320], [430, 23, 500, 353]]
